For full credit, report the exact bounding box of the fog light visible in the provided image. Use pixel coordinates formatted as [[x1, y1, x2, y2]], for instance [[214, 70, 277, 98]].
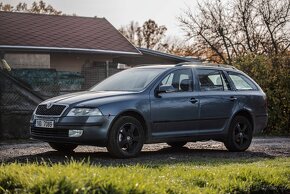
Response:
[[69, 130, 83, 137]]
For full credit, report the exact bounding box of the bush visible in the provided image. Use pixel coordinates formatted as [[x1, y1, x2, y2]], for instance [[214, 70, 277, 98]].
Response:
[[233, 54, 290, 135]]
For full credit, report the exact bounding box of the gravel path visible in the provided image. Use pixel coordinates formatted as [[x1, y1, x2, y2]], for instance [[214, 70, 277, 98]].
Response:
[[0, 137, 289, 165]]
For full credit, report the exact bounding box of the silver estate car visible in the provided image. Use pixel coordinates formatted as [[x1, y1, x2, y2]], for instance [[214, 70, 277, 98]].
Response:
[[30, 63, 268, 158]]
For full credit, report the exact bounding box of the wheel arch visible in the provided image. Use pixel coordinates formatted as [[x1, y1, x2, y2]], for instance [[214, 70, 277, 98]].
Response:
[[232, 109, 255, 130], [108, 110, 149, 140]]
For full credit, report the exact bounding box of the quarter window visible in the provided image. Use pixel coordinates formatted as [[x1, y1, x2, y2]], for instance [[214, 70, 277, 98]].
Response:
[[197, 69, 230, 91], [160, 69, 193, 92], [228, 72, 256, 90]]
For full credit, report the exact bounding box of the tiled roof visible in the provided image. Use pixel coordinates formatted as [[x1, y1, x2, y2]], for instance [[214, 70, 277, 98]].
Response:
[[138, 47, 200, 62], [0, 11, 140, 54]]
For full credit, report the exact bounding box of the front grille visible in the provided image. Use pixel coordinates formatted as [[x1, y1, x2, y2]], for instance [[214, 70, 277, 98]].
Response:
[[35, 104, 67, 116], [31, 128, 69, 138]]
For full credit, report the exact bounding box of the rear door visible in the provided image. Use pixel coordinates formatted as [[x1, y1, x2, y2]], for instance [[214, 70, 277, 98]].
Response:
[[195, 68, 238, 133], [226, 71, 267, 132]]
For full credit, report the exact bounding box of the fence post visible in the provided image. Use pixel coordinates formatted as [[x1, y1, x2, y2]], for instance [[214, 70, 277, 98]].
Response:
[[0, 52, 4, 138], [106, 61, 109, 78], [0, 75, 2, 138]]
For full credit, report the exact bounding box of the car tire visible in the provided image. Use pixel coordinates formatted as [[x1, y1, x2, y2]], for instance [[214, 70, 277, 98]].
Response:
[[48, 142, 78, 152], [224, 116, 253, 152], [167, 141, 187, 148], [107, 116, 144, 158]]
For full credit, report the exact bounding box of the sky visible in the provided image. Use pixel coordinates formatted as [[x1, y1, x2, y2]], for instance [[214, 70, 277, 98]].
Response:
[[2, 0, 198, 38]]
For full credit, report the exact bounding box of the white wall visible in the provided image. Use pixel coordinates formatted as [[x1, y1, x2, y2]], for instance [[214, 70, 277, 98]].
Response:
[[50, 53, 113, 72], [4, 53, 50, 69], [4, 53, 115, 73]]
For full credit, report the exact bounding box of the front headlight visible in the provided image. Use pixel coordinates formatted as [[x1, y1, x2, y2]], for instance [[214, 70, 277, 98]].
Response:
[[67, 108, 103, 116], [30, 108, 37, 122]]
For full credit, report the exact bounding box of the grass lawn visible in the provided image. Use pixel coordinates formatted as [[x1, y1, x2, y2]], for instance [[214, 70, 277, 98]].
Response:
[[0, 157, 289, 194]]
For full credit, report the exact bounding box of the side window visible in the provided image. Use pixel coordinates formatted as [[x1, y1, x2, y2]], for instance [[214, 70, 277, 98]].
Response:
[[197, 69, 230, 91], [160, 69, 193, 92], [228, 72, 257, 90]]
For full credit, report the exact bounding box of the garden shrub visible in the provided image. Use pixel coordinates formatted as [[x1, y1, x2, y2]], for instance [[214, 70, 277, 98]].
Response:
[[233, 54, 290, 135]]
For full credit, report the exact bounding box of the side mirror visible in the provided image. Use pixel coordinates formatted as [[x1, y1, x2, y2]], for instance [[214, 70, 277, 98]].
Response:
[[156, 85, 176, 97]]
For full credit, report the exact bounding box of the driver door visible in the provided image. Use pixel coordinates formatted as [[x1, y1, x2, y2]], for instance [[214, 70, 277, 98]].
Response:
[[150, 68, 199, 139]]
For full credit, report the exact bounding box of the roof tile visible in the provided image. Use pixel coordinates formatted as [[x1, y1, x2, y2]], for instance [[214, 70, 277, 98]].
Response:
[[0, 11, 139, 54]]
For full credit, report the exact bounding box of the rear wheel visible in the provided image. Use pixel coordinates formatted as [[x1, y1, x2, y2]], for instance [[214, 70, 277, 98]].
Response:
[[224, 116, 253, 152], [48, 142, 78, 152], [167, 141, 187, 148], [107, 116, 144, 158]]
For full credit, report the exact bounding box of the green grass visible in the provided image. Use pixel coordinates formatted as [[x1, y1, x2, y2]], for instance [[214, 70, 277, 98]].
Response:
[[0, 157, 289, 194]]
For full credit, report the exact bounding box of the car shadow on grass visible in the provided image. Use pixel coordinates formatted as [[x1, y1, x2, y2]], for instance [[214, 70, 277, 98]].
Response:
[[5, 146, 274, 166]]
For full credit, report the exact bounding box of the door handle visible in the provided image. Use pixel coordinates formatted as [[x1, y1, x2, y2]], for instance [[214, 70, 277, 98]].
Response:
[[189, 98, 198, 104], [229, 96, 237, 101]]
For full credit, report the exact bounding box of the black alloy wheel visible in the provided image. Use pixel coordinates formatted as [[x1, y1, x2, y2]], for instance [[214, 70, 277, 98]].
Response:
[[224, 116, 253, 152], [107, 116, 144, 158]]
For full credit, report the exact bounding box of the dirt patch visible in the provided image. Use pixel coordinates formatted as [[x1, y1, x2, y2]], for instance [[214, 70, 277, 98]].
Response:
[[0, 137, 289, 165]]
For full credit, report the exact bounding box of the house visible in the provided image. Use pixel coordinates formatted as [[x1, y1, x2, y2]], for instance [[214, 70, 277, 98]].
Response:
[[0, 11, 199, 90], [0, 11, 200, 139]]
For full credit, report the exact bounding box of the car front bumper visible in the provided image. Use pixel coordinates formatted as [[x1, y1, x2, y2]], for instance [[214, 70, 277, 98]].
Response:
[[30, 115, 116, 146]]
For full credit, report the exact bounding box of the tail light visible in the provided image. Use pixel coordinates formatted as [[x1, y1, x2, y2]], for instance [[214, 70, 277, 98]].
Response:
[[264, 96, 268, 111]]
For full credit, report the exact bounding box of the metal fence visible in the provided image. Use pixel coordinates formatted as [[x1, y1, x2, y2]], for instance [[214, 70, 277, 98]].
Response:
[[0, 63, 121, 139], [0, 70, 40, 113], [0, 69, 42, 139], [3, 62, 120, 99]]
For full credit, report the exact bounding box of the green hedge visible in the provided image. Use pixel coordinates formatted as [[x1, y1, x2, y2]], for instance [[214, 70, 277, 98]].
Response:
[[234, 54, 290, 135], [10, 69, 85, 98]]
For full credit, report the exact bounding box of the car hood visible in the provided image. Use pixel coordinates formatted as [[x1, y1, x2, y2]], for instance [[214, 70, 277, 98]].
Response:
[[41, 91, 137, 106]]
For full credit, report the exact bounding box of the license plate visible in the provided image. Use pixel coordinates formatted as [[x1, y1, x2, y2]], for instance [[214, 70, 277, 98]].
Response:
[[35, 120, 54, 128]]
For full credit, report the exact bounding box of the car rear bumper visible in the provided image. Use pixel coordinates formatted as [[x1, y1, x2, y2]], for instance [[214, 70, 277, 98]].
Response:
[[254, 114, 268, 134], [30, 115, 115, 146]]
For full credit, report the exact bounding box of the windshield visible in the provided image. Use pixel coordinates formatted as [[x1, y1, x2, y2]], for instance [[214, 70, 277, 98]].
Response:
[[90, 68, 165, 92]]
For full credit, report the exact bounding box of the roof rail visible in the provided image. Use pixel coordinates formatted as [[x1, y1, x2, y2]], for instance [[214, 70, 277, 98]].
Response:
[[175, 62, 237, 70], [175, 62, 195, 67], [215, 64, 237, 70]]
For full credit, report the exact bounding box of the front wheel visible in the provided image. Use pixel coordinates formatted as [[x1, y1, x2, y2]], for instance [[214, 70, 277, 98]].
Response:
[[48, 142, 78, 152], [224, 116, 253, 152], [107, 116, 144, 158]]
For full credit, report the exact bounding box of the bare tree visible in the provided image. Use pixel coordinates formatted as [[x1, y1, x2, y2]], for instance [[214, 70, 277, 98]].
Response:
[[119, 19, 167, 50], [0, 2, 14, 11], [258, 0, 290, 54], [179, 0, 290, 64], [0, 1, 62, 15], [119, 21, 142, 47], [179, 1, 234, 64]]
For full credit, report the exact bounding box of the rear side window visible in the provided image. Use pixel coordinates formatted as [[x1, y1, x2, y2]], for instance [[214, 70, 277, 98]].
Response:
[[196, 69, 230, 91], [228, 72, 257, 90]]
